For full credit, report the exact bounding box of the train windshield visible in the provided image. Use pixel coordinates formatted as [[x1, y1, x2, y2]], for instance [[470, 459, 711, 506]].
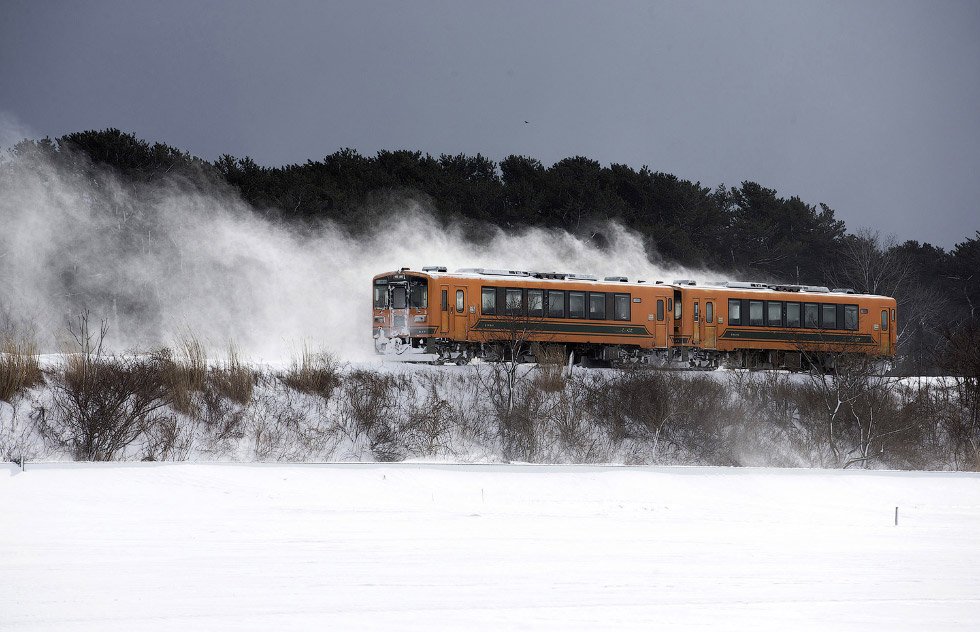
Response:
[[392, 286, 407, 309], [373, 280, 389, 308], [374, 276, 428, 309]]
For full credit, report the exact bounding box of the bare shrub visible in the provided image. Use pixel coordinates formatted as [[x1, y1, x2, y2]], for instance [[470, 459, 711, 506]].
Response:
[[38, 314, 174, 461], [473, 363, 545, 461], [400, 371, 457, 459], [0, 398, 43, 462], [939, 319, 980, 470], [281, 346, 343, 400], [0, 336, 43, 403], [537, 375, 611, 463], [244, 385, 332, 461], [727, 371, 828, 467], [336, 369, 410, 461], [437, 370, 495, 458], [798, 353, 916, 468], [142, 416, 192, 461], [187, 378, 249, 457], [579, 368, 736, 465], [883, 380, 947, 470]]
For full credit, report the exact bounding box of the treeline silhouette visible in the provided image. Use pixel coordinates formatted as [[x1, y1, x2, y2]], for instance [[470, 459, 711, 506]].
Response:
[[8, 128, 979, 373]]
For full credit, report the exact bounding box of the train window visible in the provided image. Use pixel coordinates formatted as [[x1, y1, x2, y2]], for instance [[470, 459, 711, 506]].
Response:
[[614, 294, 631, 321], [548, 290, 565, 318], [528, 289, 544, 317], [844, 305, 859, 330], [589, 293, 606, 319], [786, 302, 801, 328], [505, 288, 523, 315], [373, 283, 389, 309], [767, 301, 782, 327], [881, 310, 888, 332], [891, 308, 896, 322], [728, 299, 741, 326], [409, 283, 428, 308], [667, 298, 673, 313], [674, 296, 682, 320], [481, 287, 496, 315], [706, 302, 713, 323], [456, 290, 464, 313], [657, 299, 665, 321], [749, 301, 764, 326], [693, 302, 700, 323], [569, 292, 586, 318], [821, 304, 837, 329], [441, 290, 448, 311], [804, 303, 819, 328], [392, 286, 408, 310]]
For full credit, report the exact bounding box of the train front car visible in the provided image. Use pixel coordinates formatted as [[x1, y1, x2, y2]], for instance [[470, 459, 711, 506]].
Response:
[[372, 269, 438, 358]]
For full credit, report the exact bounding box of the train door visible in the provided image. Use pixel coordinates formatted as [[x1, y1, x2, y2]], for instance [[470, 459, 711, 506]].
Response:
[[654, 297, 667, 348], [673, 290, 682, 342], [692, 301, 701, 345], [703, 300, 717, 348], [451, 286, 468, 339], [439, 285, 450, 334], [879, 309, 890, 355]]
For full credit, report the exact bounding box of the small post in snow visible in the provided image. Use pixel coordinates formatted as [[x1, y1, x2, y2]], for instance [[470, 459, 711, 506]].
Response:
[[894, 506, 898, 526]]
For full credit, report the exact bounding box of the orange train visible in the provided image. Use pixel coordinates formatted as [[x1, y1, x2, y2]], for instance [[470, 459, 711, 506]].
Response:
[[372, 267, 897, 369]]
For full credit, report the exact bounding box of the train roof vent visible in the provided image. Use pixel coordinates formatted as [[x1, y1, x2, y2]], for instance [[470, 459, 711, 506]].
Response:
[[422, 265, 447, 272], [769, 284, 804, 292], [604, 276, 629, 282], [566, 273, 598, 281], [831, 288, 856, 294], [673, 279, 697, 286], [531, 271, 568, 280], [801, 285, 830, 293], [724, 281, 768, 289], [456, 268, 530, 277]]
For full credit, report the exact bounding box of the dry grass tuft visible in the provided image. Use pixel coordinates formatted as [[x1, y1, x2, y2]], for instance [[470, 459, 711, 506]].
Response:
[[281, 346, 343, 400], [209, 345, 256, 405], [0, 337, 43, 402], [531, 343, 567, 393], [156, 334, 208, 415]]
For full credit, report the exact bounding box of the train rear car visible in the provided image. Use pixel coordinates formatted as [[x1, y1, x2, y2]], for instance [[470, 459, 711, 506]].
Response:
[[672, 281, 897, 369]]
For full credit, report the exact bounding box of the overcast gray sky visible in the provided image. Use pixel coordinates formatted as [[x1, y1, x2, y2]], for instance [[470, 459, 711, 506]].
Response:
[[1, 0, 977, 248]]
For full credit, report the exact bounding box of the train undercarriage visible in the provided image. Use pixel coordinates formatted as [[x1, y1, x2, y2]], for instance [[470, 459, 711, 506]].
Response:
[[373, 334, 880, 372]]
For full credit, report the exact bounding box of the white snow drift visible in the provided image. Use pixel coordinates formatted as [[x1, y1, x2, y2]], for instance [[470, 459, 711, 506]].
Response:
[[2, 463, 978, 631]]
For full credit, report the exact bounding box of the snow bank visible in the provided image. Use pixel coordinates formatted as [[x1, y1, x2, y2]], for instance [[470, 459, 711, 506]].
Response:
[[1, 463, 978, 630]]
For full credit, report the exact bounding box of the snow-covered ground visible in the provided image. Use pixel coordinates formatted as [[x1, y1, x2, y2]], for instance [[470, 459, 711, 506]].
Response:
[[2, 463, 979, 631]]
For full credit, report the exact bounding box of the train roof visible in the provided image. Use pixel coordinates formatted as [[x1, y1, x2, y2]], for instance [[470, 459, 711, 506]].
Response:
[[376, 267, 660, 288], [374, 267, 893, 299]]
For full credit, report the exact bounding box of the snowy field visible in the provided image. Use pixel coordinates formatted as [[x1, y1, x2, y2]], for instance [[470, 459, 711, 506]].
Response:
[[2, 463, 979, 631]]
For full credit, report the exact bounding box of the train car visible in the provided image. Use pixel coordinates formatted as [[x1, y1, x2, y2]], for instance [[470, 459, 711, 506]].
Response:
[[372, 267, 675, 364], [671, 281, 897, 369], [373, 267, 897, 368]]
